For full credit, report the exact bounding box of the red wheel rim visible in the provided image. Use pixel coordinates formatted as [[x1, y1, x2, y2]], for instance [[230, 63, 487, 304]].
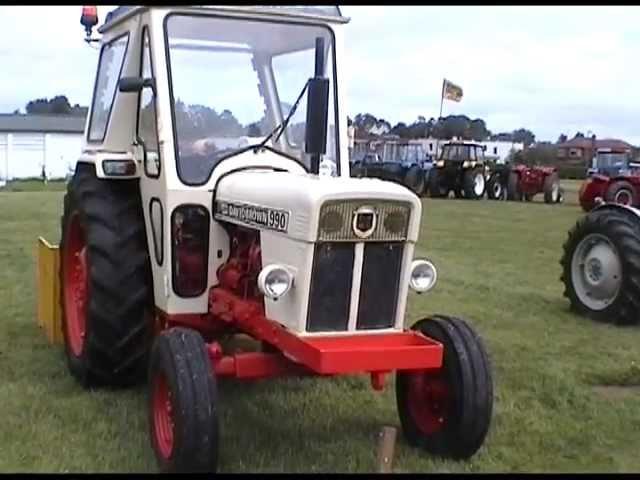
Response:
[[62, 212, 88, 357], [406, 371, 451, 435], [153, 374, 174, 460], [615, 190, 632, 205]]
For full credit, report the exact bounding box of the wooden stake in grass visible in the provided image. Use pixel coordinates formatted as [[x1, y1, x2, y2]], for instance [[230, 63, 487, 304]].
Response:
[[376, 426, 397, 473]]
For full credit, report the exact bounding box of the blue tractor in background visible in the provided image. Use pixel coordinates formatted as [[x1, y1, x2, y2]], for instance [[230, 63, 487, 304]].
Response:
[[350, 141, 433, 196]]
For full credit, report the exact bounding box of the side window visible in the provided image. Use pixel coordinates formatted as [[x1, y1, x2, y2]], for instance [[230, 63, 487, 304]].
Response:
[[88, 34, 129, 142], [469, 146, 476, 161], [138, 28, 161, 177]]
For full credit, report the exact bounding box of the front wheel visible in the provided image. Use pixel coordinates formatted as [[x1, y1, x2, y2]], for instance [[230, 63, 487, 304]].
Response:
[[149, 328, 219, 473], [396, 315, 493, 459], [428, 169, 448, 198], [560, 208, 640, 326], [604, 180, 636, 206], [543, 172, 561, 204], [486, 174, 503, 200]]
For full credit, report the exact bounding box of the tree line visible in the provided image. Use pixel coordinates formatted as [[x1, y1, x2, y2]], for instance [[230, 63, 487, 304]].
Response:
[[347, 112, 537, 146]]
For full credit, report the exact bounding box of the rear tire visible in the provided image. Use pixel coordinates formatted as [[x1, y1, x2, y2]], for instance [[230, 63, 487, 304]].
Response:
[[543, 172, 561, 204], [560, 207, 640, 326], [507, 171, 522, 201], [404, 165, 426, 196], [604, 180, 636, 206], [428, 169, 448, 198], [60, 162, 152, 388], [149, 328, 219, 473], [462, 167, 485, 200], [396, 315, 493, 459]]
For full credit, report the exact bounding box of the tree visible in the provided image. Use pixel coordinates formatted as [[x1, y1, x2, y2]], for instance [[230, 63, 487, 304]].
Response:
[[574, 132, 585, 139], [557, 133, 568, 144], [25, 95, 79, 115], [511, 128, 535, 147]]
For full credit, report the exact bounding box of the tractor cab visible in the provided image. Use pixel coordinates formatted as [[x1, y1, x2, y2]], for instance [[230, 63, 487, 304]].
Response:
[[587, 148, 636, 177]]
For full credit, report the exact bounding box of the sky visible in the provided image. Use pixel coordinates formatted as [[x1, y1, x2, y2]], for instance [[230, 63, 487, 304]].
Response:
[[1, 5, 640, 144]]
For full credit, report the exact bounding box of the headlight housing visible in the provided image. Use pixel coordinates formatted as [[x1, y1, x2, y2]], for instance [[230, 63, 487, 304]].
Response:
[[257, 264, 294, 300], [409, 259, 437, 293]]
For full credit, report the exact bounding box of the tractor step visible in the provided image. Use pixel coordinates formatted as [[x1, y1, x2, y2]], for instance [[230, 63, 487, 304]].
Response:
[[36, 237, 63, 345]]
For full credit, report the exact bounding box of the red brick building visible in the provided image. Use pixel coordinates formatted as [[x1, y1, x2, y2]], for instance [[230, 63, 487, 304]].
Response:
[[556, 137, 634, 166]]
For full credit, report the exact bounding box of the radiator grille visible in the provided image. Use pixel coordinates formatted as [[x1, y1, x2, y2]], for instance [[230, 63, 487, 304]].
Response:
[[317, 200, 410, 242], [357, 242, 404, 330], [306, 242, 354, 332]]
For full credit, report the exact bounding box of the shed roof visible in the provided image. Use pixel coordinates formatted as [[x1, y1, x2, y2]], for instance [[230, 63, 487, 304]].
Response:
[[0, 114, 86, 134], [557, 137, 634, 151]]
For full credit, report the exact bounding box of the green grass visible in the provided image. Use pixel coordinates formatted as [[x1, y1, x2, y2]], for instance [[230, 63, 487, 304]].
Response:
[[0, 179, 67, 192], [1, 180, 640, 473]]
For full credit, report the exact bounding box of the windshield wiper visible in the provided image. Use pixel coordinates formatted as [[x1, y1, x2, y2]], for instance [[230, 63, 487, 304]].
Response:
[[253, 79, 309, 153]]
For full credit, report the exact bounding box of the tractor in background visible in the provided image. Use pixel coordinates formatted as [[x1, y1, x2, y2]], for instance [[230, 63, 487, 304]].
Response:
[[506, 164, 563, 204], [350, 141, 433, 197], [36, 5, 495, 473], [428, 141, 487, 200], [578, 173, 640, 212]]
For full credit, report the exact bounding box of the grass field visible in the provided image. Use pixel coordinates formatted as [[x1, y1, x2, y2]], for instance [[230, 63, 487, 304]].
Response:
[[1, 180, 640, 473]]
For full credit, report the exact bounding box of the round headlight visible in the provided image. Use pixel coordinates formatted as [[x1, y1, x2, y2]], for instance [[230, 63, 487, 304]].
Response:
[[409, 259, 437, 293], [258, 265, 294, 300]]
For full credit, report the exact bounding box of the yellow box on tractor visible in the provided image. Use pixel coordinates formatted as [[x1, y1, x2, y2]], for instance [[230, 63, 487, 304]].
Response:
[[36, 237, 63, 345]]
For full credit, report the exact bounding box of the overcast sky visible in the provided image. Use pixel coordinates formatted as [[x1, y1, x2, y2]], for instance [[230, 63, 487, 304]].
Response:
[[1, 6, 640, 144]]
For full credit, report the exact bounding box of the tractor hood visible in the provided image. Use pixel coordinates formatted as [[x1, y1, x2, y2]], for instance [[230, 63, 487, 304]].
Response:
[[213, 170, 422, 243]]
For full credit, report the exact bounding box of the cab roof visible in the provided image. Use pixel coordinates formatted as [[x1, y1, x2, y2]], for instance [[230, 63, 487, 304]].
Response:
[[100, 5, 348, 33]]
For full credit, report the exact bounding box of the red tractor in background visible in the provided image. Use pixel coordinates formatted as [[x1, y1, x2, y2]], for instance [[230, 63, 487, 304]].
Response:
[[578, 174, 640, 212], [506, 165, 563, 204]]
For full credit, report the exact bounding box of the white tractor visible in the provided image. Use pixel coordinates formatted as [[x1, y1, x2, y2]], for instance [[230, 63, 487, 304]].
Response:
[[54, 5, 494, 472]]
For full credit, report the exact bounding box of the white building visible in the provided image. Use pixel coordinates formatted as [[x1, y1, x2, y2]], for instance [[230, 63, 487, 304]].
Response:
[[0, 114, 85, 181]]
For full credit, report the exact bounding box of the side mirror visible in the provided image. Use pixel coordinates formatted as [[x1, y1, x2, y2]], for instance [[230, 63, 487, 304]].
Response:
[[119, 76, 156, 94], [304, 76, 329, 158]]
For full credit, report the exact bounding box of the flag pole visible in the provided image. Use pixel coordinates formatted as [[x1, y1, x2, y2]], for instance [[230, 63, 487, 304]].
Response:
[[435, 78, 445, 159]]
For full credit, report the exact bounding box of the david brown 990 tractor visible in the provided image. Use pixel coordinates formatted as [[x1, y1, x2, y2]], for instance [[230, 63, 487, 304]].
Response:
[[428, 141, 487, 200], [51, 5, 494, 473]]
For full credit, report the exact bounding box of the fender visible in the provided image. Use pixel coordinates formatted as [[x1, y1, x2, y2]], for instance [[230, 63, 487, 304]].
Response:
[[592, 202, 640, 222]]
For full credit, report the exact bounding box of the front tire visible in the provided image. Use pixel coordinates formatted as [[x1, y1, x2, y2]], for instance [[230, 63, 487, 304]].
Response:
[[543, 172, 561, 204], [396, 315, 493, 459], [149, 328, 219, 473], [604, 180, 636, 206], [60, 162, 152, 388], [486, 174, 503, 200], [560, 208, 640, 325]]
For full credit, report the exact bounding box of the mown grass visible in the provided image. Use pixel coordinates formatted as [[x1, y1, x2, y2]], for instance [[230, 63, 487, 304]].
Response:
[[1, 180, 640, 473]]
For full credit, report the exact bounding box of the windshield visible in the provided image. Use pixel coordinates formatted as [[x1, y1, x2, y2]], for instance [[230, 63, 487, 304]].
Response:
[[596, 152, 628, 168], [441, 144, 471, 161], [165, 14, 339, 185]]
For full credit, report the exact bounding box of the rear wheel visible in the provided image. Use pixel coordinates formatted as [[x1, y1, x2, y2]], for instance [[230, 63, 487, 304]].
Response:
[[404, 165, 426, 196], [560, 207, 640, 325], [60, 162, 152, 388], [428, 169, 448, 198], [543, 172, 561, 204], [506, 171, 522, 201], [462, 167, 486, 199], [396, 315, 493, 459], [149, 328, 219, 473], [604, 180, 636, 206]]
